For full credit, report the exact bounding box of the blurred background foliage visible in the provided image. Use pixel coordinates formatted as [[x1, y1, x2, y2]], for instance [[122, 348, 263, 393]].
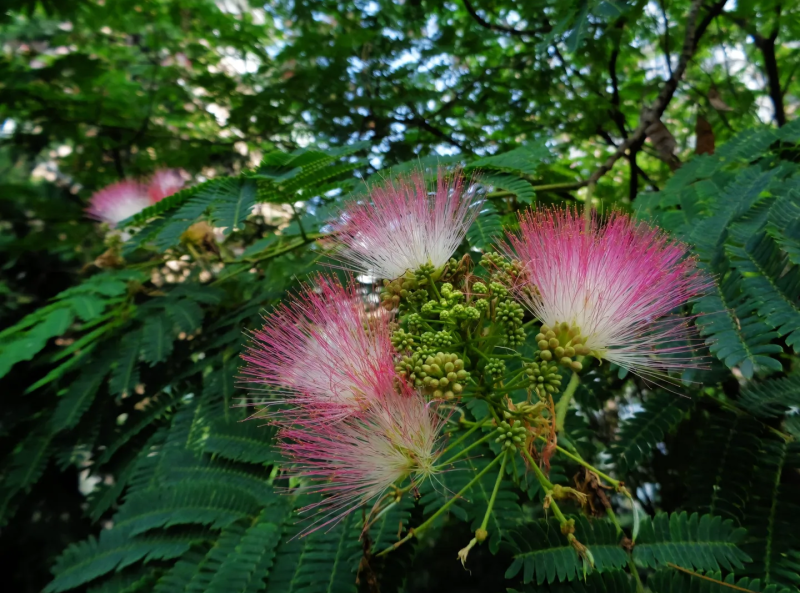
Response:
[[1, 0, 800, 592]]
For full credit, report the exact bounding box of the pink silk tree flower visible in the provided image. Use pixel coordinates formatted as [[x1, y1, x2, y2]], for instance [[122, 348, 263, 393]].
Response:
[[147, 169, 185, 203], [279, 387, 445, 533], [503, 208, 709, 381], [86, 180, 152, 227], [86, 169, 184, 227], [328, 169, 481, 280], [241, 275, 397, 423]]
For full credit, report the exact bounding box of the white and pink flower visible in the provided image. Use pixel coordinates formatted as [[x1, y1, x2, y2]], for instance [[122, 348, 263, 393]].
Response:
[[328, 169, 480, 280], [86, 169, 185, 226], [279, 387, 445, 532], [504, 208, 709, 380], [147, 169, 185, 202], [241, 275, 397, 423]]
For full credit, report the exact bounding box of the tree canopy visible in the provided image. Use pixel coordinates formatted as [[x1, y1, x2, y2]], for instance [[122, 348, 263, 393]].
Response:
[[1, 1, 800, 592]]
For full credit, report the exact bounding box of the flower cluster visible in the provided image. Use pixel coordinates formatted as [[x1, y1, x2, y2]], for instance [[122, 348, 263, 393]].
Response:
[[242, 275, 445, 531], [503, 207, 709, 381], [241, 166, 709, 558], [86, 169, 184, 226], [328, 168, 481, 280]]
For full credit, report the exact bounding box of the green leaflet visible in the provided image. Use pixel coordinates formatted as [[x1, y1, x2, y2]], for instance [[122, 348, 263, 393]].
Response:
[[505, 517, 628, 585], [610, 391, 692, 475], [45, 529, 205, 593], [633, 512, 750, 572]]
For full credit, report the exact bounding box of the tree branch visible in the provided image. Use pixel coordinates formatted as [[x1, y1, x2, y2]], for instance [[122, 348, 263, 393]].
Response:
[[461, 0, 548, 37], [586, 0, 717, 188], [659, 0, 674, 76], [723, 7, 786, 126]]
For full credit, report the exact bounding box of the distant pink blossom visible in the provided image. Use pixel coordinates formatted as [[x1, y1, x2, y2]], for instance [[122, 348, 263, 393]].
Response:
[[147, 169, 185, 203], [280, 387, 445, 532], [504, 208, 709, 380], [86, 180, 151, 226], [241, 275, 397, 423], [86, 169, 185, 226], [328, 169, 480, 279]]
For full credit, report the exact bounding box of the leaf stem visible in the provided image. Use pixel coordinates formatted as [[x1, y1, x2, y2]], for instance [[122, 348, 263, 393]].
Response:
[[441, 416, 491, 455], [555, 371, 581, 433], [437, 429, 497, 468], [376, 453, 504, 557], [533, 434, 622, 489], [479, 450, 509, 533]]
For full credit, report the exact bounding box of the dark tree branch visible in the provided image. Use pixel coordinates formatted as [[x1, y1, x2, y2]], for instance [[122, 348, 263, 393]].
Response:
[[596, 126, 659, 191], [415, 118, 467, 151], [392, 110, 467, 152], [586, 0, 717, 188], [724, 7, 786, 126], [692, 0, 728, 51], [629, 148, 639, 200], [609, 43, 628, 139], [659, 0, 674, 76], [461, 0, 549, 37]]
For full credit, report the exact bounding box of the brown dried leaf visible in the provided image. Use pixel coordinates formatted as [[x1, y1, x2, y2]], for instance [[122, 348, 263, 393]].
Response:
[[645, 119, 681, 171], [708, 87, 734, 111], [695, 115, 715, 155]]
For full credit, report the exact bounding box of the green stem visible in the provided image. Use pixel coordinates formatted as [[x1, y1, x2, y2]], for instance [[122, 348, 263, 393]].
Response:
[[606, 507, 623, 536], [534, 434, 622, 489], [555, 371, 581, 433], [438, 429, 497, 467], [628, 556, 644, 593], [441, 416, 490, 455], [470, 345, 492, 363], [363, 500, 397, 532], [427, 275, 442, 300], [521, 447, 554, 491], [479, 450, 509, 532], [376, 453, 504, 557]]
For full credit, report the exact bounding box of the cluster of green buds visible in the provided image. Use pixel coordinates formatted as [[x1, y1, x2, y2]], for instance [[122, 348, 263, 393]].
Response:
[[535, 322, 589, 371], [496, 299, 526, 346], [419, 282, 481, 323], [495, 418, 528, 450], [479, 251, 523, 283], [396, 351, 469, 399], [419, 330, 456, 354], [380, 273, 429, 311], [484, 358, 506, 381], [390, 328, 415, 351], [523, 359, 563, 399]]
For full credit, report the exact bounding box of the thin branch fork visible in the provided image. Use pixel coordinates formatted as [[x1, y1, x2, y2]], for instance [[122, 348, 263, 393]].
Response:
[[722, 5, 786, 126], [584, 0, 722, 188], [461, 0, 550, 37]]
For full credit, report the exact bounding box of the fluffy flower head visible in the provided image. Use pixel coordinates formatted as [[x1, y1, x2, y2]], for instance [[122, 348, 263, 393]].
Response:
[[280, 388, 445, 532], [86, 169, 185, 226], [241, 275, 397, 423], [504, 208, 709, 380], [86, 180, 151, 226], [328, 169, 480, 279], [147, 169, 185, 202]]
